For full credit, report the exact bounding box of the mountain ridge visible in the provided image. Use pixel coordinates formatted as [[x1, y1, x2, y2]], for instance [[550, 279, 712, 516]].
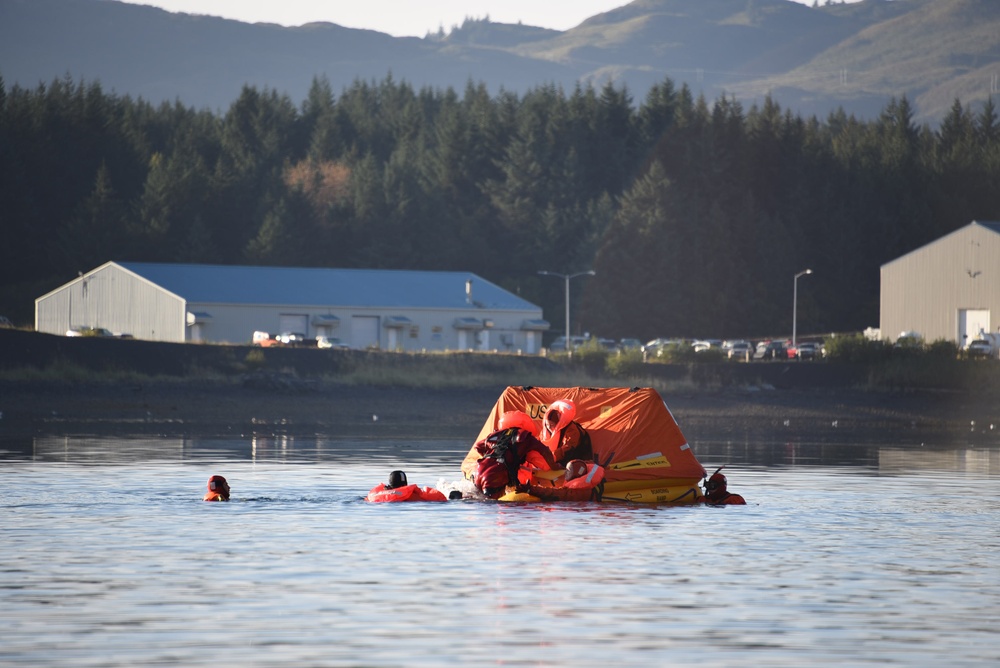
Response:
[[1, 0, 998, 123]]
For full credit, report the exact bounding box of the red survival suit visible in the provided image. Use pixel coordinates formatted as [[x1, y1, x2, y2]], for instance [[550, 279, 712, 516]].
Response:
[[699, 471, 746, 505], [367, 482, 447, 503], [527, 460, 605, 502], [203, 475, 230, 502], [540, 399, 593, 466], [474, 426, 558, 489]]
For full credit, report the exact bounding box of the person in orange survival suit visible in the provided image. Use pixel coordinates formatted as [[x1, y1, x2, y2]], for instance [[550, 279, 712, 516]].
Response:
[[472, 410, 558, 498], [366, 470, 448, 502], [700, 468, 746, 505], [540, 399, 593, 466], [203, 474, 230, 502], [527, 459, 605, 502]]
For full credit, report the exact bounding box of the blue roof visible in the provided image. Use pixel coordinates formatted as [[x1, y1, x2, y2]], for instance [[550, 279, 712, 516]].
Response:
[[974, 220, 1000, 234], [117, 262, 540, 311]]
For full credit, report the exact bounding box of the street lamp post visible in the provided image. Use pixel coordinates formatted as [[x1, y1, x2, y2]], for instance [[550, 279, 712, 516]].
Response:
[[538, 269, 596, 348], [792, 269, 813, 349]]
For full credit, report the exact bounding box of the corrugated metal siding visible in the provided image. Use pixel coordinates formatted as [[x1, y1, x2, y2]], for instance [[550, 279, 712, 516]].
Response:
[[881, 222, 1000, 343], [36, 263, 186, 341]]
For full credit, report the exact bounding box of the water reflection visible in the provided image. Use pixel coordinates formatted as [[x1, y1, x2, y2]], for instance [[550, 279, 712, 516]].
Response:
[[4, 435, 470, 465], [1, 433, 997, 476], [692, 438, 1000, 474], [878, 446, 1000, 475]]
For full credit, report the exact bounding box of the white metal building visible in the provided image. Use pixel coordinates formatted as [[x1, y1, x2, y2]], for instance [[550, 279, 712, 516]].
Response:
[[880, 220, 1000, 346], [35, 262, 550, 353]]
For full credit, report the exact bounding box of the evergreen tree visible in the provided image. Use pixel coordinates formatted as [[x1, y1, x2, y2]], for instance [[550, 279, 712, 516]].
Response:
[[57, 163, 132, 271]]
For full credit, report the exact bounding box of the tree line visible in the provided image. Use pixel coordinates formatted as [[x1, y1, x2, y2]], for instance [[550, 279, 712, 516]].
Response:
[[2, 72, 999, 341]]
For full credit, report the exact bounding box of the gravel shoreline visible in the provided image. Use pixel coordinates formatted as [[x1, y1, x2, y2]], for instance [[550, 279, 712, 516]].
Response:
[[2, 378, 997, 448]]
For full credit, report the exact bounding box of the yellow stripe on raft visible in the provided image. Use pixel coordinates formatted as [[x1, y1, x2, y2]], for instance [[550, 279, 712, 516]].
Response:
[[601, 477, 702, 493], [601, 486, 702, 504], [608, 453, 670, 470]]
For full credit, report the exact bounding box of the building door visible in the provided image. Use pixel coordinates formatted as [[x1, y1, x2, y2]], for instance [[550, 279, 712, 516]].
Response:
[[959, 309, 990, 346], [352, 316, 380, 349], [279, 314, 308, 336]]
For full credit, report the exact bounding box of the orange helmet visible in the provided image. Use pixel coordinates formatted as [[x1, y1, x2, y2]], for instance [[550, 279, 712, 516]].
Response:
[[474, 458, 509, 498], [498, 410, 538, 436]]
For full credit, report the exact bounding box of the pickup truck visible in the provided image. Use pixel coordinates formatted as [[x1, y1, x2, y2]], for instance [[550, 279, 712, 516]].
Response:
[[966, 337, 997, 358], [251, 331, 284, 347]]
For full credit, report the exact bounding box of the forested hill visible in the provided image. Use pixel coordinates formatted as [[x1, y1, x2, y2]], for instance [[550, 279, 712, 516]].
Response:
[[3, 72, 999, 342], [3, 0, 1000, 124]]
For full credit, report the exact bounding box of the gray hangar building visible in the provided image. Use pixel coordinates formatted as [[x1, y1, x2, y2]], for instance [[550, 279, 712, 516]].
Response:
[[35, 262, 550, 353], [880, 220, 1000, 346]]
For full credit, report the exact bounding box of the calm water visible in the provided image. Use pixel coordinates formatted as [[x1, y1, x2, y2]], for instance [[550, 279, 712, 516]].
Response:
[[2, 434, 999, 667]]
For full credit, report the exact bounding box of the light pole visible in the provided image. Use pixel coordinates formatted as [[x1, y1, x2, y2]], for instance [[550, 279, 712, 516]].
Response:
[[538, 269, 595, 348], [792, 269, 813, 348]]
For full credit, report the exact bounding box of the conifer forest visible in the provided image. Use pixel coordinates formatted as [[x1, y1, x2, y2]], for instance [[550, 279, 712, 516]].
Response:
[[2, 73, 999, 341]]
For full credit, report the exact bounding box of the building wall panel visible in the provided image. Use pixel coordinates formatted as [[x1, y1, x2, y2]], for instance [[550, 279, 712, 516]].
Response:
[[37, 262, 548, 352], [881, 223, 1000, 344], [36, 263, 185, 341]]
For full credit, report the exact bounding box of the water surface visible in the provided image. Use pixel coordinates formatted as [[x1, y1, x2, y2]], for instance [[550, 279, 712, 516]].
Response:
[[2, 435, 999, 667]]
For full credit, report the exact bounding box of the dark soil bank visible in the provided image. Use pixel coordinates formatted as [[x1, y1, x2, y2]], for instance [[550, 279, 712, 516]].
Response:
[[3, 378, 998, 449]]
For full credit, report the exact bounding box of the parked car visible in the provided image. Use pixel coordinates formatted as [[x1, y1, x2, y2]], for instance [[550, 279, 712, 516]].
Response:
[[317, 335, 350, 350], [642, 338, 672, 354], [66, 327, 114, 337], [618, 338, 643, 351], [967, 338, 993, 358], [277, 332, 316, 347], [548, 335, 589, 352], [691, 339, 722, 353], [894, 331, 924, 349], [725, 340, 754, 360], [753, 340, 786, 360], [794, 342, 820, 360]]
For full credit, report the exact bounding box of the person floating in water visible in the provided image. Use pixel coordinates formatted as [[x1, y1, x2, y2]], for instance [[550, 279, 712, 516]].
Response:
[[367, 470, 448, 502], [700, 468, 746, 505], [472, 410, 558, 498], [203, 474, 230, 502], [540, 399, 593, 466], [527, 458, 606, 502]]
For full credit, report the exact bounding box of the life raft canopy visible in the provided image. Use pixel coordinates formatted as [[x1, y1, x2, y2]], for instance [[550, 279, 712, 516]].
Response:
[[461, 386, 707, 499]]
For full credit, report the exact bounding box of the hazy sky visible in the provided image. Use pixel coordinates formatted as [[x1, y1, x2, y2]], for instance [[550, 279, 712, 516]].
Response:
[[118, 0, 855, 38]]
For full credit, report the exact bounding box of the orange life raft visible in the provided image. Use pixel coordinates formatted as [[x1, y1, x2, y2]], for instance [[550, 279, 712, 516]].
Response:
[[461, 386, 706, 504]]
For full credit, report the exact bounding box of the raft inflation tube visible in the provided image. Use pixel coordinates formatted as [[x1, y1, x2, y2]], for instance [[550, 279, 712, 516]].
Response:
[[497, 491, 541, 503], [462, 387, 707, 504]]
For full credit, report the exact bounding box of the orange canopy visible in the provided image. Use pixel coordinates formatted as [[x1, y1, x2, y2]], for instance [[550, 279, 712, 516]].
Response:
[[460, 386, 706, 487]]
